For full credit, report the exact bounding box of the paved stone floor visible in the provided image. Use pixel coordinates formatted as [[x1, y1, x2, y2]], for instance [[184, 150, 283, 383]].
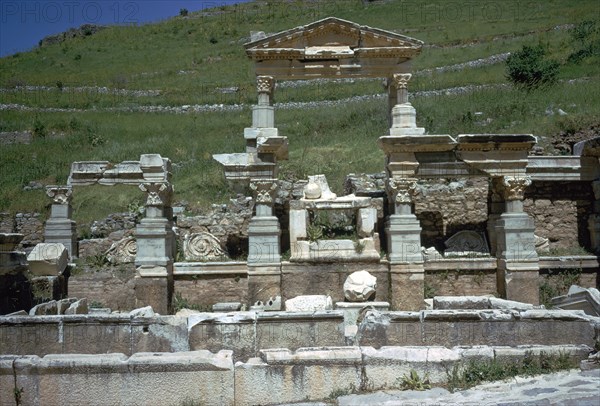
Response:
[[283, 369, 600, 405]]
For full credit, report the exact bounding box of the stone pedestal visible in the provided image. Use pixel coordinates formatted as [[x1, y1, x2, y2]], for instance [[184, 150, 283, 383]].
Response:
[[389, 264, 425, 311], [495, 212, 540, 304], [44, 186, 77, 259], [134, 181, 174, 314], [386, 214, 423, 264], [134, 276, 172, 315], [248, 216, 281, 265]]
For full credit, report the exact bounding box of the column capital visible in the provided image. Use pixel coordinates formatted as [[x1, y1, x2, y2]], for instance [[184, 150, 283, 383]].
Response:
[[250, 179, 278, 205], [139, 182, 173, 207], [256, 75, 275, 95], [387, 177, 417, 204], [501, 176, 531, 201], [46, 185, 73, 205], [392, 73, 412, 89]]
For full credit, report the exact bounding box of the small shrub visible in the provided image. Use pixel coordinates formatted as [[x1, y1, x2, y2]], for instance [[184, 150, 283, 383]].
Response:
[[89, 300, 104, 308], [506, 45, 559, 89], [398, 369, 431, 391], [179, 8, 189, 17], [32, 118, 47, 138], [568, 19, 600, 63]]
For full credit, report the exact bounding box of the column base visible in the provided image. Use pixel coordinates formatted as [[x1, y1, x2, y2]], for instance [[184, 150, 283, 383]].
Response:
[[248, 216, 281, 265], [386, 214, 423, 263], [44, 219, 78, 259]]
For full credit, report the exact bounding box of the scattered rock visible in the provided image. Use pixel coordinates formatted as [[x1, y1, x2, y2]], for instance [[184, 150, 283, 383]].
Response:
[[29, 300, 57, 316], [65, 298, 88, 315], [285, 295, 333, 312], [129, 306, 155, 317]]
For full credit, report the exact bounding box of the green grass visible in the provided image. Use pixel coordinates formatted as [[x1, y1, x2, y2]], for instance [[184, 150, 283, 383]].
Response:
[[1, 0, 599, 226]]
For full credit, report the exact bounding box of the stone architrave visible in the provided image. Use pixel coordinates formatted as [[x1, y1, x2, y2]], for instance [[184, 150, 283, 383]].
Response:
[[106, 237, 137, 264], [444, 231, 490, 257], [183, 232, 227, 261], [44, 185, 78, 259], [344, 270, 377, 302]]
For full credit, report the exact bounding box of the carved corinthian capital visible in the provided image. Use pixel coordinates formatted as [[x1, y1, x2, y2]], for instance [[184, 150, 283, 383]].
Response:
[[387, 178, 417, 204], [256, 75, 275, 95], [46, 186, 73, 205], [139, 182, 173, 207], [502, 176, 531, 201], [392, 73, 412, 89], [250, 179, 278, 205]]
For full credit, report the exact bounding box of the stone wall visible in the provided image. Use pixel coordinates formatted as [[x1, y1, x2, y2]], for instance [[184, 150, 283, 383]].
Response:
[[175, 274, 248, 308], [68, 267, 136, 310], [425, 269, 497, 298], [0, 344, 591, 406], [14, 213, 44, 250], [282, 262, 390, 303], [524, 181, 593, 250], [413, 177, 490, 249]]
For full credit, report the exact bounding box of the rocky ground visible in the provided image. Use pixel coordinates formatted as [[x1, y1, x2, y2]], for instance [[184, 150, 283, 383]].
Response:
[[284, 368, 600, 405]]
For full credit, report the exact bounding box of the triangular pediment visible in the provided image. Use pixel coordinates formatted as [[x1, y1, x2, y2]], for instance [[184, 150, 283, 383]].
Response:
[[245, 17, 423, 60]]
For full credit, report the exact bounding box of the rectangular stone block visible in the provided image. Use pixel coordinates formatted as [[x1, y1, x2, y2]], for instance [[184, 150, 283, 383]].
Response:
[[256, 311, 345, 352], [134, 276, 172, 315], [235, 347, 362, 406], [188, 313, 256, 362], [0, 317, 62, 355], [390, 266, 425, 311], [27, 243, 68, 276], [14, 351, 234, 406]]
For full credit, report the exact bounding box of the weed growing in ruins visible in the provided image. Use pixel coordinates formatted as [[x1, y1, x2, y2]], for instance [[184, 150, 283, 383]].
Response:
[[424, 281, 436, 299], [397, 369, 431, 391], [539, 268, 582, 308], [14, 386, 24, 406], [327, 384, 357, 400], [85, 253, 109, 269], [354, 240, 366, 254], [172, 292, 208, 313], [89, 300, 104, 308], [445, 351, 575, 392]]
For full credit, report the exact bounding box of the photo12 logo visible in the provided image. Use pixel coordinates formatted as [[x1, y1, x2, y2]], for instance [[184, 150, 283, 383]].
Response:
[[1, 1, 139, 24]]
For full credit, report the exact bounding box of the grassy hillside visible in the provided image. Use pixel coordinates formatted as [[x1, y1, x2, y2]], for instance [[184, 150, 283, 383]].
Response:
[[1, 0, 599, 224]]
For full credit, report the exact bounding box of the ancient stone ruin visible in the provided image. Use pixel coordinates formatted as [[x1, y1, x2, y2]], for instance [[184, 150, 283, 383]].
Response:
[[1, 17, 599, 405]]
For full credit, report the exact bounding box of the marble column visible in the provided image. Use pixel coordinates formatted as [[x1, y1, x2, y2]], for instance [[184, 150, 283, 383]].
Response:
[[247, 179, 281, 305], [134, 181, 175, 314], [246, 75, 278, 152], [495, 175, 540, 304], [44, 186, 78, 259], [389, 73, 424, 136], [386, 177, 425, 311]]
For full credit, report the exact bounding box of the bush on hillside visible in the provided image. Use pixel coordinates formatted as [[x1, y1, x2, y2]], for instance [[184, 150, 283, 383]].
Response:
[[506, 45, 559, 89]]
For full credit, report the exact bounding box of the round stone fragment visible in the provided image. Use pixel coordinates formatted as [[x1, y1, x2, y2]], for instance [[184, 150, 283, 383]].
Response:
[[303, 180, 322, 199], [344, 270, 377, 302]]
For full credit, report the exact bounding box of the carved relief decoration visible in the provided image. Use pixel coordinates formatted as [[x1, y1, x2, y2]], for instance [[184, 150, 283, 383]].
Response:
[[139, 182, 173, 207], [502, 176, 531, 201], [183, 232, 227, 261], [250, 180, 278, 204], [387, 178, 416, 204], [106, 237, 137, 264], [46, 186, 73, 205], [256, 75, 275, 95]]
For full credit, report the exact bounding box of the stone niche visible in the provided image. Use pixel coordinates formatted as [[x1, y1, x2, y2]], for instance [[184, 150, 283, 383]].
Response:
[[289, 184, 382, 262]]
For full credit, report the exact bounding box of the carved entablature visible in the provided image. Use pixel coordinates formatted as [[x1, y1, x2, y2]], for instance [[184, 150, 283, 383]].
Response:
[[139, 182, 173, 207], [245, 17, 423, 79], [502, 176, 531, 201], [386, 178, 417, 204], [256, 75, 275, 95], [46, 186, 73, 205], [250, 179, 278, 205]]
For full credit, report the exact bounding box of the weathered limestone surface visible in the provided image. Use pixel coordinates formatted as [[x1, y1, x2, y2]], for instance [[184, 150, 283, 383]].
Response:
[[5, 351, 234, 406], [235, 347, 363, 406], [551, 285, 600, 316], [357, 310, 596, 348], [0, 315, 188, 356], [188, 311, 345, 362]]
